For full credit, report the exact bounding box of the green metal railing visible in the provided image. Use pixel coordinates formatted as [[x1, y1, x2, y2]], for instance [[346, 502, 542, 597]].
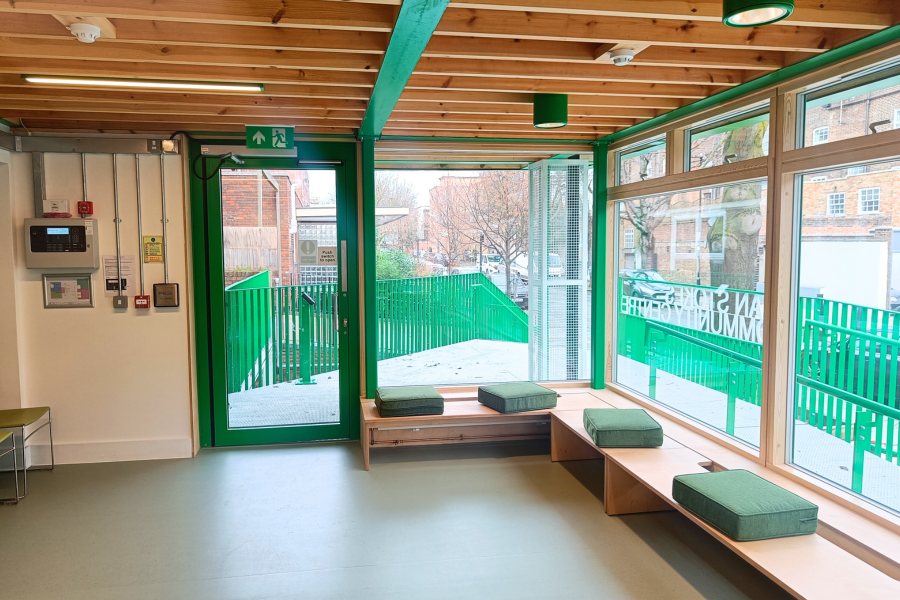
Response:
[[376, 273, 527, 360], [225, 272, 528, 393], [646, 321, 762, 436], [225, 282, 338, 394]]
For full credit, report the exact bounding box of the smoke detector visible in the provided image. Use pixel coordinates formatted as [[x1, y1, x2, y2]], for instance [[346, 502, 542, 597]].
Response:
[[68, 23, 102, 43], [609, 48, 635, 67]]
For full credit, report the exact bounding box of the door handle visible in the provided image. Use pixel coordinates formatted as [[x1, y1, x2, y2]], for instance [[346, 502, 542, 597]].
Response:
[[332, 293, 339, 331]]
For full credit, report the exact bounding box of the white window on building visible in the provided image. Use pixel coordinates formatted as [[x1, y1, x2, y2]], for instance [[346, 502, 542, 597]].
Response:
[[847, 166, 866, 176], [859, 188, 880, 213], [827, 192, 845, 216], [894, 108, 900, 129], [812, 126, 829, 145], [623, 228, 635, 249], [808, 175, 827, 182]]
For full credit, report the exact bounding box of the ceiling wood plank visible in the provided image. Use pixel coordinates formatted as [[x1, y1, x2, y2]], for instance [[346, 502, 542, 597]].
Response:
[[413, 57, 744, 85], [398, 89, 688, 109], [9, 119, 358, 134], [405, 75, 713, 98], [7, 110, 363, 128], [52, 15, 117, 38], [0, 13, 390, 54], [393, 101, 659, 118], [0, 100, 365, 119], [0, 37, 382, 72], [0, 1, 395, 31], [381, 121, 615, 134], [0, 83, 370, 109], [379, 128, 600, 139], [446, 0, 895, 30], [434, 8, 843, 52], [386, 112, 637, 126]]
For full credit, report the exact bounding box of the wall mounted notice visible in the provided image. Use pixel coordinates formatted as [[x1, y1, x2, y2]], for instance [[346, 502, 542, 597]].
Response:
[[317, 246, 338, 266], [42, 274, 94, 308], [103, 255, 137, 297], [142, 236, 164, 263], [298, 239, 318, 265]]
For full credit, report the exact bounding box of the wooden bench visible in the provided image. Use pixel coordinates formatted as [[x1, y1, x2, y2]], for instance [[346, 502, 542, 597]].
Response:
[[359, 388, 607, 470], [550, 404, 900, 599]]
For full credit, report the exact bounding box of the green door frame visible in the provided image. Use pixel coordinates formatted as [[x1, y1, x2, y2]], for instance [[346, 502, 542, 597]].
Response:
[[189, 139, 361, 447]]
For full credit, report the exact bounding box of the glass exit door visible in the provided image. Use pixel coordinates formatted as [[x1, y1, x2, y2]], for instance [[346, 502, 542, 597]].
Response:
[[195, 146, 358, 447]]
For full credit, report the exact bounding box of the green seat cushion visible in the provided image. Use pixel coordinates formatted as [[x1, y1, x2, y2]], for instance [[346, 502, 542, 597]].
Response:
[[0, 407, 50, 429], [583, 408, 663, 447], [375, 386, 444, 417], [0, 431, 10, 445], [478, 382, 557, 413], [673, 470, 819, 541]]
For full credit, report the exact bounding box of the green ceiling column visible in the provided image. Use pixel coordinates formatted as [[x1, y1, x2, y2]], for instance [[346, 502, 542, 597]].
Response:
[[361, 135, 378, 397], [591, 141, 609, 389], [359, 0, 450, 138]]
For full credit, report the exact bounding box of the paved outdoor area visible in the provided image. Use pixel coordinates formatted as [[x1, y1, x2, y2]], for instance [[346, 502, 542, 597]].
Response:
[[617, 356, 900, 512], [228, 340, 528, 428]]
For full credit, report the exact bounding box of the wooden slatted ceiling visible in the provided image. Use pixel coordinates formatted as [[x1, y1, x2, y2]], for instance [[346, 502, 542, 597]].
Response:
[[0, 0, 897, 141]]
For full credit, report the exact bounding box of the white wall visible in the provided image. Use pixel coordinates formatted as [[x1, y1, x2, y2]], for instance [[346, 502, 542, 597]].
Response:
[[0, 150, 195, 464], [799, 240, 889, 308]]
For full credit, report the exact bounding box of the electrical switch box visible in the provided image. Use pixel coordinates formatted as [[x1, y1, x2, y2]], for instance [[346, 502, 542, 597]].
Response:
[[134, 295, 151, 310], [25, 218, 100, 269], [153, 283, 179, 307], [113, 295, 128, 309]]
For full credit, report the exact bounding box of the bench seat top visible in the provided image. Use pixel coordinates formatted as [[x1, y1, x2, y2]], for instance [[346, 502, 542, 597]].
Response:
[[551, 408, 900, 598]]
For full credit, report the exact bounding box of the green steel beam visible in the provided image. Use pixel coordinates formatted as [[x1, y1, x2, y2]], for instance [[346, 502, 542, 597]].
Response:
[[359, 0, 450, 138], [361, 136, 378, 397], [601, 24, 900, 145], [591, 141, 609, 389]]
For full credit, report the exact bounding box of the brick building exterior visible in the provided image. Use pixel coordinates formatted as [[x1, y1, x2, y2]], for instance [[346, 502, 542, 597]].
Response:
[[221, 169, 310, 286]]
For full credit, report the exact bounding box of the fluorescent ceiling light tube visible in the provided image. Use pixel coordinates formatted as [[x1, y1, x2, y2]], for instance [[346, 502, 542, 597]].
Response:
[[22, 75, 264, 92]]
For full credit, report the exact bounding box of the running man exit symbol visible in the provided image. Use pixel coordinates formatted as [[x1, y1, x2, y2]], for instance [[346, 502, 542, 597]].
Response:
[[246, 125, 295, 150]]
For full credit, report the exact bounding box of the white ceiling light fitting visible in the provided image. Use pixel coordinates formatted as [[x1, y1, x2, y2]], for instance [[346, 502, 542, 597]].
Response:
[[68, 22, 102, 43], [609, 49, 635, 67]]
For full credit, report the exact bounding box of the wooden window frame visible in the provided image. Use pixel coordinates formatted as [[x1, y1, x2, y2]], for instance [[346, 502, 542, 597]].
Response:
[[606, 46, 900, 530]]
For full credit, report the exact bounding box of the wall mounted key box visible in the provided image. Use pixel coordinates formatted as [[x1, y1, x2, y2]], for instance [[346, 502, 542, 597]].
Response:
[[25, 218, 100, 269]]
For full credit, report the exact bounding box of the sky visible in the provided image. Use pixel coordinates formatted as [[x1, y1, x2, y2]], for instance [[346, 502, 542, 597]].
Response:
[[307, 169, 479, 207]]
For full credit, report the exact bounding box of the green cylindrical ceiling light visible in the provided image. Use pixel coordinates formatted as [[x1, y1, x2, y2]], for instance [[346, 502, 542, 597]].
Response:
[[723, 0, 794, 27], [533, 93, 568, 129]]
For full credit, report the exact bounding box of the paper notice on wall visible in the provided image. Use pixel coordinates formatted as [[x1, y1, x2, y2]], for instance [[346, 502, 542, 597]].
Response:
[[317, 246, 337, 266], [103, 255, 137, 297]]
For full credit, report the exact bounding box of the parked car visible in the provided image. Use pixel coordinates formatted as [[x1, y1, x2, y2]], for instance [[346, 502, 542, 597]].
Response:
[[620, 269, 674, 301], [891, 288, 899, 311], [490, 272, 529, 311], [511, 256, 529, 277]]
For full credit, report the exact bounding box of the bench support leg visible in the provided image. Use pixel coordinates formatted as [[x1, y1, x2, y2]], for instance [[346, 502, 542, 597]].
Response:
[[551, 415, 603, 462], [604, 460, 674, 516], [361, 421, 371, 471]]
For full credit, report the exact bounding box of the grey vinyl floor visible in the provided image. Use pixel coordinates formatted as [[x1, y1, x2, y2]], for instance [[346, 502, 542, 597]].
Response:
[[0, 441, 793, 600]]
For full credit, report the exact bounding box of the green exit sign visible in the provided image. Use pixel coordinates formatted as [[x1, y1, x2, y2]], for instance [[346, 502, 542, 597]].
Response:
[[246, 125, 295, 150]]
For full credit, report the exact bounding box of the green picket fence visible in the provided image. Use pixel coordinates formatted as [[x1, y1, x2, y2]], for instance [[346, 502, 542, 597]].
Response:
[[376, 273, 528, 361], [225, 282, 338, 394], [226, 272, 528, 393], [619, 281, 900, 483]]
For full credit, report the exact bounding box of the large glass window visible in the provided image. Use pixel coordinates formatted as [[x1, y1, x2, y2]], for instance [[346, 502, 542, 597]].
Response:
[[792, 159, 900, 513], [689, 108, 769, 171], [614, 180, 767, 449], [617, 137, 666, 185], [375, 165, 591, 388], [802, 67, 900, 148]]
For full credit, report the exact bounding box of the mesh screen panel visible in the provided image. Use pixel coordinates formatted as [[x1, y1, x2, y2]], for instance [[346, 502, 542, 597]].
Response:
[[528, 160, 591, 380]]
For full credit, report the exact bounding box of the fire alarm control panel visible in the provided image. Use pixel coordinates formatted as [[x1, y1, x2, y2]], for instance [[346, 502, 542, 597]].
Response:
[[25, 218, 100, 269]]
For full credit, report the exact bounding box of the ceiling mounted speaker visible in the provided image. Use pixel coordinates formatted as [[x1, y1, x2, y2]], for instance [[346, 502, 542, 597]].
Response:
[[723, 0, 794, 27], [533, 93, 568, 129], [68, 22, 102, 43]]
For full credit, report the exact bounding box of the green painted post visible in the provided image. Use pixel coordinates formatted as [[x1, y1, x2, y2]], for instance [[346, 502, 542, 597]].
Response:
[[295, 295, 315, 386], [726, 365, 738, 436], [361, 136, 378, 396], [591, 141, 609, 389], [648, 338, 658, 400], [852, 410, 875, 493]]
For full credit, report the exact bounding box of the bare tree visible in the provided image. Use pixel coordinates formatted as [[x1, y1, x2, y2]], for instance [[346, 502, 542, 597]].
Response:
[[429, 180, 471, 270], [455, 172, 529, 295], [619, 195, 671, 270], [375, 172, 419, 252]]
